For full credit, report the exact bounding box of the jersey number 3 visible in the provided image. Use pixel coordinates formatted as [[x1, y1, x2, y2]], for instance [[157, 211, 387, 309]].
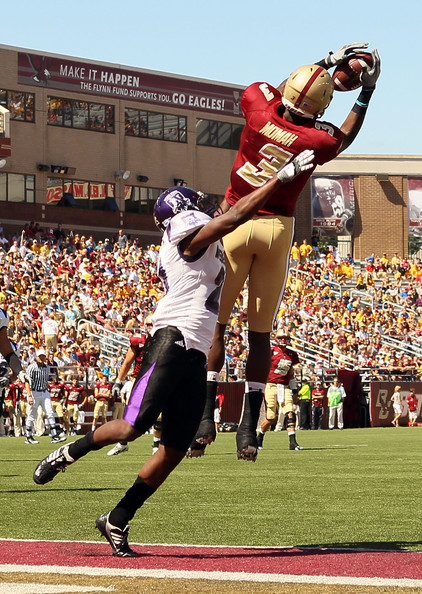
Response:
[[236, 143, 293, 187]]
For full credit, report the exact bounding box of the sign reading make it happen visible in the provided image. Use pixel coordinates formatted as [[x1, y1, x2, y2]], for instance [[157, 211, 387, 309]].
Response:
[[18, 52, 243, 117]]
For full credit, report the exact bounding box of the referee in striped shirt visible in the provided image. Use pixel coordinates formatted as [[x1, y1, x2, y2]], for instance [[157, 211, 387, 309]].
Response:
[[25, 348, 66, 445]]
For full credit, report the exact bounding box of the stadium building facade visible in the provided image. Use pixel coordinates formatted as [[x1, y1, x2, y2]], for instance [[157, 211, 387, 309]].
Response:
[[1, 44, 422, 260]]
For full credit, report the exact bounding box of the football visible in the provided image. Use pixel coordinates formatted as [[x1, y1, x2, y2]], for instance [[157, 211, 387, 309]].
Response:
[[331, 52, 373, 92]]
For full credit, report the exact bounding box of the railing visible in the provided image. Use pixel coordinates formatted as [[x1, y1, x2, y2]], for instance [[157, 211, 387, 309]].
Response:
[[77, 319, 130, 360], [289, 334, 356, 371]]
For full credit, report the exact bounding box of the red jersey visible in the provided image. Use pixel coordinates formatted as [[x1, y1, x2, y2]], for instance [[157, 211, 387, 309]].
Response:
[[225, 82, 343, 216], [130, 334, 146, 378], [65, 384, 85, 404], [17, 382, 27, 402], [6, 382, 22, 406], [94, 382, 112, 401], [267, 346, 299, 385], [407, 394, 418, 412], [312, 387, 325, 407], [48, 381, 66, 401]]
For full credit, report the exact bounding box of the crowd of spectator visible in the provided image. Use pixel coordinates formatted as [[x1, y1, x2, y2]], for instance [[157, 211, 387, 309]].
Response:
[[1, 221, 422, 389], [0, 221, 162, 385]]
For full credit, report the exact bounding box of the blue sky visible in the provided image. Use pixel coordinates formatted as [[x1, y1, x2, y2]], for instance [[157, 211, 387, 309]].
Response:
[[3, 0, 421, 156]]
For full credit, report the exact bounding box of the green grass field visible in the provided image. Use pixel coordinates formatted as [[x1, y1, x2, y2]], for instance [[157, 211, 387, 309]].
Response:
[[1, 427, 421, 551]]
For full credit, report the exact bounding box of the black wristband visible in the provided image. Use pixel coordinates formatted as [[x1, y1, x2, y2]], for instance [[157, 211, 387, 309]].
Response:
[[352, 87, 375, 114]]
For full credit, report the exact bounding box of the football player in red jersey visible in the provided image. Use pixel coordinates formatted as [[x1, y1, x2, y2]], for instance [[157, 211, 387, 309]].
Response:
[[48, 376, 67, 436], [189, 43, 381, 461], [107, 324, 152, 456], [92, 374, 113, 431], [256, 331, 302, 451], [64, 378, 88, 435], [33, 151, 316, 557]]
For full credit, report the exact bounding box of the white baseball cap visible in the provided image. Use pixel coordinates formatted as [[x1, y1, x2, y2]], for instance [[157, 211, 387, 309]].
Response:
[[36, 348, 46, 356]]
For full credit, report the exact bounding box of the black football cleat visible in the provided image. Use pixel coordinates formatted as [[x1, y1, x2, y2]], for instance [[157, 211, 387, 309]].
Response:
[[33, 444, 74, 484], [186, 418, 216, 458], [95, 512, 140, 557]]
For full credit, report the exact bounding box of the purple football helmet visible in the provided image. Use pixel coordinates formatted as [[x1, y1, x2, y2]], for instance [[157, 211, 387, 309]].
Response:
[[153, 186, 216, 232]]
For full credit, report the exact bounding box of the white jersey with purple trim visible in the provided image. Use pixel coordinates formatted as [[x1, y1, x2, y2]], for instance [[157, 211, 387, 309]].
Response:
[[152, 210, 225, 355], [0, 308, 9, 330]]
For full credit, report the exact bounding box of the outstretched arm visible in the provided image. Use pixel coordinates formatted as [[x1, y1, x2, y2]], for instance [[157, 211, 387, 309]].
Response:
[[339, 49, 381, 153], [315, 42, 369, 70], [277, 42, 369, 91], [183, 150, 315, 256]]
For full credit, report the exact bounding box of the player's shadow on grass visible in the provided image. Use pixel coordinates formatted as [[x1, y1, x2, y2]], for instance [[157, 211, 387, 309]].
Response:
[[302, 540, 422, 552], [2, 487, 120, 494], [135, 541, 422, 560]]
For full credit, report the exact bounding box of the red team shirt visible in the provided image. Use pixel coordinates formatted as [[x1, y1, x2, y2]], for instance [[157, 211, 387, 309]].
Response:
[[267, 346, 299, 385], [407, 394, 418, 412], [312, 387, 325, 408], [130, 334, 146, 378], [65, 384, 85, 404], [94, 382, 112, 401], [48, 381, 66, 401], [225, 82, 343, 216], [5, 382, 21, 406]]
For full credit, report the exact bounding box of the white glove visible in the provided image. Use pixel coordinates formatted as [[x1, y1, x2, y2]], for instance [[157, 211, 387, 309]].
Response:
[[360, 49, 381, 89], [18, 371, 30, 385], [277, 150, 315, 182], [0, 376, 9, 389], [325, 42, 369, 67]]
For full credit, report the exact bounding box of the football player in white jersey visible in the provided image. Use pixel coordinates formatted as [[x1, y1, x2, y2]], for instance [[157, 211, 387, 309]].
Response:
[[0, 308, 31, 397], [33, 149, 315, 557]]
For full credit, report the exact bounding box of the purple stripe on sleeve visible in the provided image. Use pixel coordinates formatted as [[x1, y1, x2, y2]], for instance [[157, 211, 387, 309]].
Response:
[[123, 362, 156, 426]]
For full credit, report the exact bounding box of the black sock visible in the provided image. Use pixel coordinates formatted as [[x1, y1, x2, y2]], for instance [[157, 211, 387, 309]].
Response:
[[109, 476, 156, 528], [68, 431, 102, 460], [204, 381, 218, 419], [239, 390, 263, 431]]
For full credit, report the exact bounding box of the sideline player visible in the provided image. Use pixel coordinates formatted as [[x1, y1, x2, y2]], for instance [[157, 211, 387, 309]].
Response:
[[33, 150, 315, 557], [189, 43, 381, 461], [256, 331, 302, 451], [106, 323, 155, 456]]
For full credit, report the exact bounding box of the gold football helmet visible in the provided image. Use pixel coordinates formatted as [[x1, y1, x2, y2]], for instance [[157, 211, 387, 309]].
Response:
[[282, 65, 334, 119]]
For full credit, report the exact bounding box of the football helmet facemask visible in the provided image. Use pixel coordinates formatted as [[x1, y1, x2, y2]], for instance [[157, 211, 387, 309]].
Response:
[[153, 186, 217, 232], [282, 65, 334, 119]]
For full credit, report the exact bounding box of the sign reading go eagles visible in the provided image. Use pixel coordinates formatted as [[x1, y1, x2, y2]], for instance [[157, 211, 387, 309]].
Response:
[[18, 52, 243, 117]]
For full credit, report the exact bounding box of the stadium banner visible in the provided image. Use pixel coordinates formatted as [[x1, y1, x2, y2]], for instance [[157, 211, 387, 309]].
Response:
[[311, 176, 355, 237], [46, 181, 114, 204], [17, 52, 242, 116], [408, 178, 422, 237], [370, 382, 422, 427]]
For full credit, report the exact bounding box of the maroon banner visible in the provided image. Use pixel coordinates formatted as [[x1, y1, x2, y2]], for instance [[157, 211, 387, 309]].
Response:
[[18, 52, 243, 116], [370, 382, 422, 427], [311, 176, 355, 236], [0, 137, 11, 157]]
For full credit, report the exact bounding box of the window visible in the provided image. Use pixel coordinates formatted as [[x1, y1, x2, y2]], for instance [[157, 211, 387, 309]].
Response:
[[0, 89, 35, 122], [124, 185, 164, 214], [196, 119, 243, 150], [0, 173, 35, 202], [47, 97, 115, 133], [47, 178, 115, 210], [124, 108, 187, 142]]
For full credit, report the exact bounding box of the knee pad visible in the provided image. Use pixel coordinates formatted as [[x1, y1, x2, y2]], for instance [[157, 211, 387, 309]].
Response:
[[284, 411, 296, 429]]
